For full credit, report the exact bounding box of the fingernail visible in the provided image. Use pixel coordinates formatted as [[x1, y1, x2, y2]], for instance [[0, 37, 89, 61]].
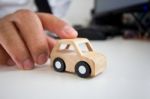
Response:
[[37, 53, 48, 65], [23, 59, 34, 70], [7, 59, 15, 66], [63, 26, 78, 37]]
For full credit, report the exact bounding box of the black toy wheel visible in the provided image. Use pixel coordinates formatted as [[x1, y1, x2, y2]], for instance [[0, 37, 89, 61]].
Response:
[[53, 57, 65, 72], [75, 61, 91, 78]]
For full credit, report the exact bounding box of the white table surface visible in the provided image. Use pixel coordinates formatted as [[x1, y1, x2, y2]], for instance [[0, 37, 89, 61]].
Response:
[[0, 37, 149, 99]]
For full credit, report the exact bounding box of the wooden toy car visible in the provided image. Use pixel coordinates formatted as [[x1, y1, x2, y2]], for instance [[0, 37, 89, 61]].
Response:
[[50, 38, 106, 78]]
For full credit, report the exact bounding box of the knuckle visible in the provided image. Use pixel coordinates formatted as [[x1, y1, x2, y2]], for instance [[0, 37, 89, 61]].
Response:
[[0, 16, 10, 28], [8, 9, 34, 26], [13, 9, 37, 26], [15, 9, 34, 17], [0, 21, 11, 35], [0, 21, 7, 31]]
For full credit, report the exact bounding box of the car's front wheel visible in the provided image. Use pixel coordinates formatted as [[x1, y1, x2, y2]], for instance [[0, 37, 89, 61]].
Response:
[[75, 61, 91, 78], [53, 57, 65, 72]]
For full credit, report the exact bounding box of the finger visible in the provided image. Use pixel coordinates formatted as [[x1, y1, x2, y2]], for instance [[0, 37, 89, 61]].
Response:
[[37, 13, 78, 39], [7, 58, 16, 66], [46, 36, 56, 53], [13, 10, 49, 65], [0, 20, 34, 69], [0, 44, 15, 66]]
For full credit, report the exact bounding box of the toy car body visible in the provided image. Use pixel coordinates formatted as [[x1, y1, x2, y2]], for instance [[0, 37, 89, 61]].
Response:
[[50, 38, 106, 78]]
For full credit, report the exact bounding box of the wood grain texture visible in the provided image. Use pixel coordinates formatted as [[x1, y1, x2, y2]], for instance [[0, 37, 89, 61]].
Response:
[[50, 38, 106, 77]]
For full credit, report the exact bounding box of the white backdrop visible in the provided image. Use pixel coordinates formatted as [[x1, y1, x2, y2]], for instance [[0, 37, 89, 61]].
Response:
[[64, 0, 94, 26]]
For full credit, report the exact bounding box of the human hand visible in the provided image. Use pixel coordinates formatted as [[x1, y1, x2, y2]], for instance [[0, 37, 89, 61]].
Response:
[[0, 9, 77, 69]]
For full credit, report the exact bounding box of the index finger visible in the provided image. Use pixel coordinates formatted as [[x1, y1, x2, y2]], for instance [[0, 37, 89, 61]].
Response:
[[37, 13, 78, 39]]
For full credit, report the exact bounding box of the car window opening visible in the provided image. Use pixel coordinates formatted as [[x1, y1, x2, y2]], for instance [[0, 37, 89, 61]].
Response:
[[78, 42, 93, 53]]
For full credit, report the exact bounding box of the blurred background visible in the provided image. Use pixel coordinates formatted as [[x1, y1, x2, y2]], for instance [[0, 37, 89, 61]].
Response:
[[1, 0, 150, 40], [44, 0, 150, 40], [37, 0, 150, 40], [64, 0, 150, 40]]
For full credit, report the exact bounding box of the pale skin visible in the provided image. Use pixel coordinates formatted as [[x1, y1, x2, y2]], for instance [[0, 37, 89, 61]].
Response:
[[0, 9, 78, 70]]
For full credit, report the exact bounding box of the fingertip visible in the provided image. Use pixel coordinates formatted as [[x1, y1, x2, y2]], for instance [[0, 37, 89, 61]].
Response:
[[61, 26, 78, 38], [22, 58, 34, 70], [36, 53, 48, 65]]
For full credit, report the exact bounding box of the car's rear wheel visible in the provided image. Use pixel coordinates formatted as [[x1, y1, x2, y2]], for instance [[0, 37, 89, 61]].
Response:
[[75, 61, 91, 78], [53, 57, 65, 72]]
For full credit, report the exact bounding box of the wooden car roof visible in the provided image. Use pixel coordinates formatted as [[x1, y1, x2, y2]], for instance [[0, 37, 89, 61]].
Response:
[[57, 38, 89, 44]]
